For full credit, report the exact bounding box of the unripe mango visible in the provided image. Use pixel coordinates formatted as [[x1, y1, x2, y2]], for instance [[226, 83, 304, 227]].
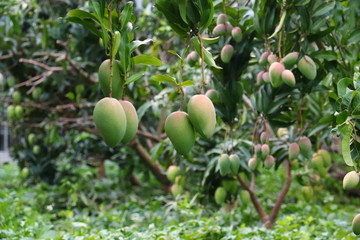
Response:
[[264, 155, 275, 169], [215, 187, 227, 205], [186, 51, 198, 67], [277, 128, 288, 137], [222, 180, 238, 195], [259, 52, 270, 65], [216, 14, 227, 24], [298, 56, 316, 80], [187, 95, 216, 139], [229, 154, 241, 175], [32, 87, 42, 100], [98, 59, 124, 99], [7, 105, 15, 119], [240, 190, 251, 206], [232, 27, 242, 42], [288, 143, 300, 160], [165, 111, 195, 155], [281, 69, 296, 87], [205, 89, 221, 104], [257, 71, 264, 85], [301, 186, 313, 202], [248, 157, 257, 170], [15, 105, 23, 119], [298, 137, 312, 158], [260, 132, 268, 144], [218, 154, 231, 176], [261, 144, 270, 158], [262, 72, 270, 83], [221, 44, 234, 63], [213, 24, 226, 36], [166, 165, 180, 182], [311, 153, 324, 169], [267, 54, 278, 64], [352, 214, 360, 235], [171, 184, 183, 197], [281, 52, 299, 69], [33, 145, 40, 155], [254, 144, 262, 158], [119, 100, 138, 144], [317, 149, 331, 168], [12, 91, 21, 103], [225, 23, 232, 34], [28, 133, 36, 146], [343, 171, 359, 190], [93, 97, 127, 147], [269, 62, 285, 88]]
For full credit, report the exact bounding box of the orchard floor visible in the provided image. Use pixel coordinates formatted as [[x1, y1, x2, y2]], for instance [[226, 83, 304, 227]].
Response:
[[0, 163, 358, 240]]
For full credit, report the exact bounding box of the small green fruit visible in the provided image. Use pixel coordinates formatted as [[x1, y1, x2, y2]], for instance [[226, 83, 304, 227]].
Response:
[[187, 95, 216, 139], [218, 154, 231, 176], [248, 158, 257, 170], [264, 155, 275, 169], [7, 105, 15, 119], [281, 69, 296, 87], [93, 97, 127, 147], [262, 72, 270, 83], [214, 187, 227, 205], [301, 186, 313, 202], [352, 214, 360, 235], [12, 91, 21, 103], [221, 44, 234, 63], [20, 167, 29, 179], [171, 184, 183, 197], [216, 14, 227, 24], [186, 51, 198, 67], [98, 59, 124, 99], [15, 105, 23, 119], [288, 143, 300, 160], [212, 24, 226, 36], [298, 137, 312, 158], [165, 111, 195, 155], [259, 52, 270, 65], [267, 54, 278, 64], [33, 145, 40, 155], [281, 52, 299, 69], [32, 88, 42, 100], [225, 23, 232, 34], [298, 56, 317, 80], [229, 154, 241, 175], [231, 27, 242, 42], [222, 180, 238, 195], [261, 144, 270, 158], [119, 100, 138, 144], [343, 171, 359, 190], [277, 128, 288, 137], [240, 190, 251, 206], [257, 71, 264, 85], [269, 62, 285, 88], [28, 133, 36, 145], [317, 149, 331, 168], [166, 165, 180, 182]]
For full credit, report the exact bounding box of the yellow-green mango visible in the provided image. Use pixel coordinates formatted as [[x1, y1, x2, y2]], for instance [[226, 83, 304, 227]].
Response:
[[298, 136, 312, 158], [7, 105, 15, 119], [261, 144, 270, 158], [218, 153, 231, 176], [264, 155, 275, 169], [248, 157, 257, 170], [214, 187, 227, 205], [213, 24, 226, 36], [259, 52, 270, 65], [301, 186, 313, 202], [262, 72, 270, 83], [28, 133, 36, 145], [269, 62, 285, 88], [232, 27, 242, 42], [33, 145, 40, 155], [186, 51, 198, 67], [298, 56, 317, 80], [165, 111, 195, 155], [222, 180, 238, 195], [93, 97, 127, 147], [216, 14, 227, 24], [281, 69, 296, 87], [240, 190, 251, 206], [229, 154, 241, 175], [221, 44, 234, 63], [171, 184, 183, 197], [352, 214, 360, 235], [119, 100, 138, 144], [343, 171, 359, 190], [15, 105, 23, 119], [98, 59, 124, 99], [166, 165, 180, 182], [12, 91, 21, 103], [32, 87, 42, 100], [225, 23, 232, 34], [187, 94, 216, 139], [281, 52, 299, 69], [257, 71, 264, 84], [267, 54, 278, 64], [317, 149, 331, 168], [288, 143, 300, 160]]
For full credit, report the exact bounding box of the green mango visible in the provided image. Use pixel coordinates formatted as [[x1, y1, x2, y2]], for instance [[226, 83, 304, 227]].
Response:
[[165, 111, 195, 155], [259, 52, 270, 65], [218, 154, 231, 176], [33, 145, 40, 155], [298, 56, 317, 80], [261, 144, 270, 158], [231, 27, 242, 42], [267, 54, 278, 64], [212, 24, 226, 36], [166, 165, 180, 182], [119, 100, 138, 144], [298, 137, 312, 158], [240, 190, 251, 206], [98, 59, 124, 99], [93, 97, 127, 147], [15, 105, 23, 119], [187, 94, 216, 139], [301, 186, 313, 202], [186, 51, 198, 67], [229, 154, 241, 175], [288, 143, 300, 160], [171, 184, 183, 197], [220, 44, 234, 63], [281, 52, 299, 69], [343, 171, 359, 190], [28, 133, 36, 145], [264, 155, 275, 169], [214, 187, 227, 205], [317, 149, 331, 168], [32, 88, 42, 100], [269, 62, 285, 88], [352, 214, 360, 235], [216, 14, 227, 24], [7, 105, 15, 119], [281, 69, 296, 87], [12, 91, 21, 103], [248, 157, 257, 170]]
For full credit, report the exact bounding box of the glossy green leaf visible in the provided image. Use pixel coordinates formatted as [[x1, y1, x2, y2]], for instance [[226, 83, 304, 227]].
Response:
[[66, 9, 99, 23], [151, 74, 177, 84], [125, 73, 144, 85], [193, 37, 221, 69], [120, 2, 134, 30], [337, 77, 352, 98], [179, 80, 195, 87], [133, 55, 164, 66], [64, 17, 101, 37], [339, 123, 354, 166]]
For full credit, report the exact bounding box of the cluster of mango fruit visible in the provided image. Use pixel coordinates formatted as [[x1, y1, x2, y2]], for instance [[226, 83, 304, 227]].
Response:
[[257, 51, 317, 87], [93, 59, 138, 147], [343, 168, 360, 235]]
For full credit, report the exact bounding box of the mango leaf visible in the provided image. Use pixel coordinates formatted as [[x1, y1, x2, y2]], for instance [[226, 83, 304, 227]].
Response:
[[66, 9, 99, 23], [312, 50, 337, 61], [120, 32, 130, 72], [167, 50, 182, 60], [179, 80, 195, 87], [89, 0, 105, 23], [137, 101, 153, 122], [120, 2, 133, 30], [347, 29, 360, 44], [202, 37, 220, 44], [151, 74, 177, 84], [178, 0, 188, 24], [193, 38, 222, 69], [64, 17, 101, 37], [124, 73, 144, 85], [312, 1, 335, 17], [133, 55, 164, 66], [337, 77, 352, 98], [268, 9, 286, 39], [339, 123, 354, 166]]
